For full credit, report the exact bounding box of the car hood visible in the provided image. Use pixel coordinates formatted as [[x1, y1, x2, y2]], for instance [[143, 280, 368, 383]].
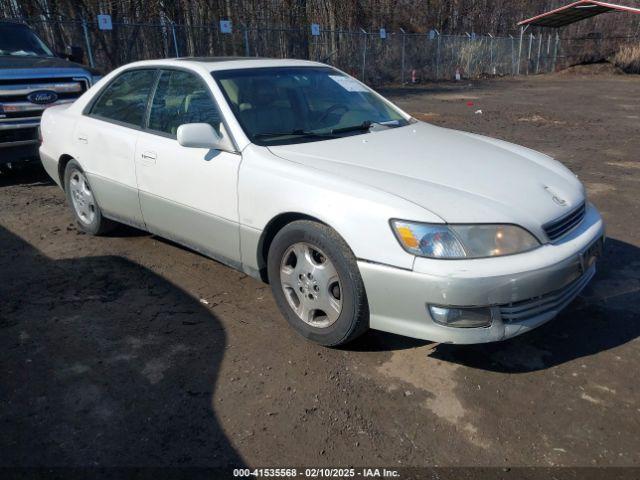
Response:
[[268, 122, 585, 237], [0, 56, 99, 75]]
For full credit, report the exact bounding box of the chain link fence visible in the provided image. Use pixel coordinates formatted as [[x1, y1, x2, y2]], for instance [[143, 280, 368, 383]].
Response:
[[21, 18, 639, 84]]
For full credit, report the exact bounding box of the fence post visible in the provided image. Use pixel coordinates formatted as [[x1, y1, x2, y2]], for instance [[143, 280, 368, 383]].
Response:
[[510, 35, 515, 75], [435, 31, 441, 80], [243, 25, 250, 56], [160, 19, 169, 57], [400, 28, 406, 84], [360, 28, 367, 82], [552, 31, 559, 72], [535, 32, 542, 74], [171, 22, 179, 57], [488, 34, 494, 74], [517, 26, 524, 75], [466, 32, 472, 76], [81, 18, 95, 68], [527, 33, 533, 75]]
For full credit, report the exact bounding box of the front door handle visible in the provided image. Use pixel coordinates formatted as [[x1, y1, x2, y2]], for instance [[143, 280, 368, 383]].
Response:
[[140, 151, 157, 165], [77, 134, 88, 144]]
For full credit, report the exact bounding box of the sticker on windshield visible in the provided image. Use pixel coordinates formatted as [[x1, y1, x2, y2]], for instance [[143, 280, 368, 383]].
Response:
[[329, 75, 369, 92]]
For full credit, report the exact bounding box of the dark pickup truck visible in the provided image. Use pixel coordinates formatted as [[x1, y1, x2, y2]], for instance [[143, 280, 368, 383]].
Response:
[[0, 20, 101, 169]]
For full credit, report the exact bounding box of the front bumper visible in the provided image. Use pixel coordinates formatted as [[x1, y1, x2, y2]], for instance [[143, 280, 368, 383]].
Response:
[[0, 120, 40, 166], [359, 203, 604, 344]]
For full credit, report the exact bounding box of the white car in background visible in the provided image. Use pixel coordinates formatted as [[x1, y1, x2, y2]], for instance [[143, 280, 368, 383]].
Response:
[[39, 58, 605, 346]]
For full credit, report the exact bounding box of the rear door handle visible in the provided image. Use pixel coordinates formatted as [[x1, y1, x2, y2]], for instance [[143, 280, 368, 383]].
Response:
[[140, 151, 157, 165], [77, 135, 88, 144]]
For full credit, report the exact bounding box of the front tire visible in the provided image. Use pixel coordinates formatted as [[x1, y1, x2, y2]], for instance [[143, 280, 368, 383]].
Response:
[[267, 220, 369, 346], [64, 160, 116, 235]]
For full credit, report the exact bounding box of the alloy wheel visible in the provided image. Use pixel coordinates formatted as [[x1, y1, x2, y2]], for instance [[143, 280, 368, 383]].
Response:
[[69, 169, 96, 225], [279, 242, 343, 328]]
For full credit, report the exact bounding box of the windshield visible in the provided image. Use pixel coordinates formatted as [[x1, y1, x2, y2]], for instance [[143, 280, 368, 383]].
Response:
[[0, 24, 54, 57], [213, 66, 409, 146]]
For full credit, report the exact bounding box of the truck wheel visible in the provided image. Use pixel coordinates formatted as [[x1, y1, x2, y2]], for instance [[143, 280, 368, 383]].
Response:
[[64, 160, 116, 235], [267, 220, 369, 346]]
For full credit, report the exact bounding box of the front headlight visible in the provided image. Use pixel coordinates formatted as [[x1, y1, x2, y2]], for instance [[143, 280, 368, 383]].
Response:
[[391, 220, 540, 259]]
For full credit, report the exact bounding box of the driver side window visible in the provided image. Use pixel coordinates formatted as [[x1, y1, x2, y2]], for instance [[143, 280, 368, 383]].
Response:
[[148, 70, 222, 137]]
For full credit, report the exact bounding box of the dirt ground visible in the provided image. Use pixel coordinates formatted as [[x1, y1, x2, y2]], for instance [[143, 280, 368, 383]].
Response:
[[1, 72, 639, 472]]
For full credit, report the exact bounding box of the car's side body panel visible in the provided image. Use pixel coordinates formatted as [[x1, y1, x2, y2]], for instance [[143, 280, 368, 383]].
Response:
[[236, 144, 441, 274], [41, 60, 248, 264], [139, 190, 242, 270], [73, 117, 145, 227], [87, 175, 146, 229], [135, 130, 242, 266], [39, 105, 77, 185]]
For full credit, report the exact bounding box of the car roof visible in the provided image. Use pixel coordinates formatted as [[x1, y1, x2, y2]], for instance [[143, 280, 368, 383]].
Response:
[[174, 56, 266, 63], [123, 57, 328, 72]]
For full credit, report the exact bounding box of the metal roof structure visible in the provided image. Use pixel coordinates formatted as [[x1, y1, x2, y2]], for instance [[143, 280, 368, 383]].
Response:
[[518, 0, 640, 28]]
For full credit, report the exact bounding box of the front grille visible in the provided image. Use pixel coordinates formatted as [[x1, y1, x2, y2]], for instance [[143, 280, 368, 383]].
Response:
[[0, 91, 83, 103], [499, 268, 594, 323], [543, 202, 586, 242], [0, 127, 38, 143], [1, 110, 44, 119], [0, 77, 88, 120]]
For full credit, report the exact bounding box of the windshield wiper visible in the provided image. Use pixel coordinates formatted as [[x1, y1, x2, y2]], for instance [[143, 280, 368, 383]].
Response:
[[255, 121, 401, 140], [254, 129, 338, 140], [331, 120, 398, 135]]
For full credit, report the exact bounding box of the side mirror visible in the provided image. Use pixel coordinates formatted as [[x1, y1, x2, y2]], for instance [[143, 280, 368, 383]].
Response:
[[177, 123, 233, 151], [64, 45, 85, 64]]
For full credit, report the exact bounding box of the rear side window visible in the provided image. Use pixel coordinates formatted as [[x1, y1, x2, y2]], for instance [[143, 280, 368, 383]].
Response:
[[148, 70, 222, 137], [90, 69, 157, 127]]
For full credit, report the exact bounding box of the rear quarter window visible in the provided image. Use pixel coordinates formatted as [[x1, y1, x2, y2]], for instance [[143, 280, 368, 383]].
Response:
[[89, 69, 157, 128]]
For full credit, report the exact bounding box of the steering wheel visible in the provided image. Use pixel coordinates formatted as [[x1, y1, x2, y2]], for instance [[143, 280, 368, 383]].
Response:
[[315, 104, 349, 126]]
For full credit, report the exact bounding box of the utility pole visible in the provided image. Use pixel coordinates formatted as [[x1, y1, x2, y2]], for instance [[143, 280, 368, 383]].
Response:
[[243, 24, 250, 56], [81, 18, 95, 68], [400, 28, 406, 84], [360, 28, 367, 81], [171, 21, 179, 57]]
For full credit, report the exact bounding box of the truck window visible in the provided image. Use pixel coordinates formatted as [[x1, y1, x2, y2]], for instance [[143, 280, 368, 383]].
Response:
[[0, 24, 54, 57]]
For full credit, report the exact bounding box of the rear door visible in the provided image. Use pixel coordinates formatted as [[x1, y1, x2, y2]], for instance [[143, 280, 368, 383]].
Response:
[[134, 68, 242, 267], [74, 68, 158, 228]]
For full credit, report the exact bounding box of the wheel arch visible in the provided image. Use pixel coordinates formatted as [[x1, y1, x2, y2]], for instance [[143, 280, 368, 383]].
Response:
[[58, 154, 75, 190], [257, 212, 328, 283]]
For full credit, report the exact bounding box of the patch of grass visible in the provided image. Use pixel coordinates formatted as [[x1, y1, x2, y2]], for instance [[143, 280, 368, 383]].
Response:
[[612, 44, 640, 74]]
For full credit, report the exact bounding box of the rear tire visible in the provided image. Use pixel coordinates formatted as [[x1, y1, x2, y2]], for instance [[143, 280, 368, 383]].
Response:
[[267, 220, 369, 346], [64, 159, 116, 235]]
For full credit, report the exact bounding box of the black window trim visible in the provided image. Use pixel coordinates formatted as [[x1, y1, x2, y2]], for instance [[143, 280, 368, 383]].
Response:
[[84, 65, 239, 152], [83, 67, 161, 131]]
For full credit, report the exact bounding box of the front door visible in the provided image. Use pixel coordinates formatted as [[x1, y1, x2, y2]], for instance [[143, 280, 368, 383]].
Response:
[[134, 69, 242, 267]]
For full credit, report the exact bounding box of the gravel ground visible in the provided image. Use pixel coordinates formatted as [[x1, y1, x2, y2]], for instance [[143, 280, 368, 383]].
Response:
[[1, 72, 639, 471]]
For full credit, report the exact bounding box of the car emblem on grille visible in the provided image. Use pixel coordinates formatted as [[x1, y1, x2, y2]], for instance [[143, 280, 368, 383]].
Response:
[[27, 90, 58, 105], [544, 186, 568, 206]]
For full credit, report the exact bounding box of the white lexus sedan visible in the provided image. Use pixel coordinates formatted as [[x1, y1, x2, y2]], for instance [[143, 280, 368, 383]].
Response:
[[39, 58, 605, 346]]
